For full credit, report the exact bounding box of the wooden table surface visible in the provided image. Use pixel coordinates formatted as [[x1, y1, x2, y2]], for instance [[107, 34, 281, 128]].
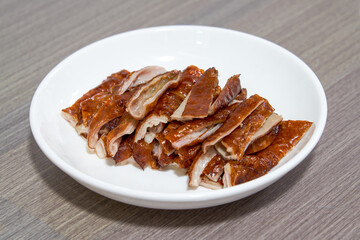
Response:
[[1, 0, 359, 239]]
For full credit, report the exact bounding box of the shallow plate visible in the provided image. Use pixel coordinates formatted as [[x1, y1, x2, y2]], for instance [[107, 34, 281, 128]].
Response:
[[30, 25, 327, 209]]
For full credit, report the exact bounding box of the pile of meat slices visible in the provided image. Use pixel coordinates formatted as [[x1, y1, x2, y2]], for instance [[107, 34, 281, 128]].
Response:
[[62, 65, 313, 190]]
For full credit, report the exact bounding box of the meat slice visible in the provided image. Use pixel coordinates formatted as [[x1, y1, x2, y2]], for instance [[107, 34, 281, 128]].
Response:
[[61, 70, 129, 127], [245, 125, 280, 155], [157, 152, 177, 168], [188, 147, 217, 187], [175, 144, 201, 169], [234, 88, 247, 101], [113, 134, 134, 164], [105, 113, 139, 157], [223, 120, 314, 187], [86, 90, 133, 149], [209, 74, 242, 115], [166, 102, 240, 149], [127, 70, 182, 120], [217, 100, 275, 160], [80, 92, 110, 130], [171, 67, 219, 121], [202, 154, 225, 182], [200, 176, 223, 190], [121, 66, 167, 91], [251, 113, 283, 141], [132, 139, 156, 169], [202, 94, 266, 152], [134, 66, 203, 142]]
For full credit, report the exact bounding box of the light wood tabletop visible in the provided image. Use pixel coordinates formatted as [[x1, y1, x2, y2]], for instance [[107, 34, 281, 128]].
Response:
[[1, 0, 359, 239]]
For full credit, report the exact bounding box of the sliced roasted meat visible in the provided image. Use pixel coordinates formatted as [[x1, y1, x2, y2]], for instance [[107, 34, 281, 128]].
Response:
[[200, 176, 223, 190], [157, 152, 177, 167], [87, 88, 136, 149], [175, 144, 201, 169], [209, 74, 242, 115], [132, 139, 156, 169], [166, 102, 240, 149], [94, 134, 109, 159], [135, 66, 203, 142], [155, 132, 175, 155], [188, 147, 217, 187], [245, 124, 280, 155], [127, 70, 182, 120], [223, 120, 314, 187], [234, 88, 247, 101], [217, 100, 275, 160], [251, 113, 283, 141], [80, 92, 110, 130], [202, 94, 266, 152], [113, 134, 134, 164], [171, 67, 219, 121], [105, 113, 139, 157], [202, 154, 225, 182], [118, 66, 166, 93], [61, 70, 129, 127]]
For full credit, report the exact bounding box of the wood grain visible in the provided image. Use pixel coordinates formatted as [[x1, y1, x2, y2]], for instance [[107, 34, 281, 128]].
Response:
[[1, 0, 359, 239]]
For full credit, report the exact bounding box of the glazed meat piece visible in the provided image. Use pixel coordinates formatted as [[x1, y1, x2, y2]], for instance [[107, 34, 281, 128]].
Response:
[[105, 113, 139, 157], [166, 102, 240, 149], [155, 121, 182, 155], [113, 134, 134, 164], [134, 66, 203, 142], [245, 124, 280, 155], [61, 69, 129, 127], [202, 154, 225, 182], [127, 70, 182, 120], [209, 74, 242, 115], [188, 147, 218, 187], [157, 152, 177, 167], [175, 144, 201, 169], [171, 67, 219, 121], [116, 66, 166, 94], [132, 139, 156, 169], [87, 89, 136, 149], [80, 92, 110, 128], [250, 113, 283, 141], [202, 94, 266, 152], [223, 120, 314, 187], [217, 100, 275, 160]]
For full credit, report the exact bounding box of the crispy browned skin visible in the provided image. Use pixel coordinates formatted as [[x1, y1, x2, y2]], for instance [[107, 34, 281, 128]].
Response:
[[135, 66, 203, 141], [87, 89, 136, 148], [226, 120, 313, 185], [181, 67, 219, 119], [234, 88, 247, 101], [127, 70, 181, 120], [157, 153, 177, 167], [155, 132, 174, 155], [113, 134, 134, 164], [165, 102, 240, 145], [175, 144, 201, 169], [105, 113, 139, 157], [80, 92, 110, 128], [202, 154, 225, 182], [221, 100, 275, 160], [62, 70, 129, 126], [202, 94, 265, 152], [132, 139, 156, 170], [245, 125, 280, 155], [154, 66, 203, 116], [154, 121, 182, 154], [209, 74, 242, 115]]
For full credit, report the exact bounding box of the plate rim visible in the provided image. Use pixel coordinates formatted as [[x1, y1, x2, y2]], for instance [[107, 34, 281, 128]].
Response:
[[29, 25, 327, 204]]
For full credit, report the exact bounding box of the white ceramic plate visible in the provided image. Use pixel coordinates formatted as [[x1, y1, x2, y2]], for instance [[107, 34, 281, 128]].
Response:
[[30, 25, 327, 209]]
